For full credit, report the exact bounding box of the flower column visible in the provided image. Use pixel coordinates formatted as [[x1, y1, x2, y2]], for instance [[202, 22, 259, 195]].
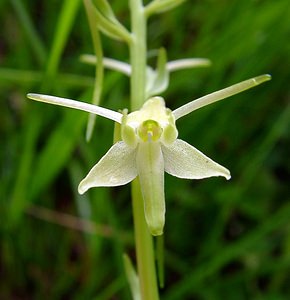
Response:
[[129, 1, 160, 299]]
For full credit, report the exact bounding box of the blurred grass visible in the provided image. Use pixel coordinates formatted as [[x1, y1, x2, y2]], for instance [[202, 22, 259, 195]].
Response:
[[1, 0, 289, 299]]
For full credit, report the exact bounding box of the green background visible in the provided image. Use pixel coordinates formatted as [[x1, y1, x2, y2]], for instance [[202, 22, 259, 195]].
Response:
[[1, 0, 289, 299]]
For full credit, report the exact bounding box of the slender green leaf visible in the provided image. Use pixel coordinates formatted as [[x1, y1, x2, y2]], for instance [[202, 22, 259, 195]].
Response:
[[83, 0, 104, 141], [43, 0, 82, 90], [166, 201, 290, 299], [0, 68, 94, 87], [9, 109, 42, 226], [11, 0, 46, 66], [123, 254, 141, 300], [91, 2, 131, 43], [92, 0, 119, 23], [29, 109, 87, 201]]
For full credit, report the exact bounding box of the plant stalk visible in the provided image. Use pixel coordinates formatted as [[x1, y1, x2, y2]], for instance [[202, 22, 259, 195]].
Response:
[[132, 180, 159, 300], [129, 0, 147, 111], [129, 1, 160, 299]]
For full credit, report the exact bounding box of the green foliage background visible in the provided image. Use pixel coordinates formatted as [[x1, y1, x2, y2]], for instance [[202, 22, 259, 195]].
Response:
[[1, 0, 289, 299]]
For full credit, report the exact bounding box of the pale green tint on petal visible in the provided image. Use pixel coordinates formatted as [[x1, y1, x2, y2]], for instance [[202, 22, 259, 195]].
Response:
[[136, 142, 165, 236], [27, 93, 123, 123], [146, 48, 169, 98], [78, 141, 137, 194], [121, 109, 138, 148], [162, 139, 231, 180], [173, 74, 271, 120], [160, 111, 178, 146], [145, 0, 186, 17]]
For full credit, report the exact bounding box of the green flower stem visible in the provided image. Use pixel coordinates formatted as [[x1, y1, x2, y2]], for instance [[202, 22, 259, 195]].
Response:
[[129, 1, 159, 299], [129, 0, 147, 111], [132, 179, 159, 300]]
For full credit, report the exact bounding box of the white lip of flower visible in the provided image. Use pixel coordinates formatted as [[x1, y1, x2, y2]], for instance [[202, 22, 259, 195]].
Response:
[[27, 74, 271, 236]]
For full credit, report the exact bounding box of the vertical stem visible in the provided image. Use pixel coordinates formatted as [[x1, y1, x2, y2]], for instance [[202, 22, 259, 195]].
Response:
[[129, 0, 147, 110], [129, 1, 160, 299], [132, 180, 159, 300]]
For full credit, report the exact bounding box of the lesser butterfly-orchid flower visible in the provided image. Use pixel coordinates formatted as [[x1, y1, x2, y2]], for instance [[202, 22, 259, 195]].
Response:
[[27, 74, 271, 235]]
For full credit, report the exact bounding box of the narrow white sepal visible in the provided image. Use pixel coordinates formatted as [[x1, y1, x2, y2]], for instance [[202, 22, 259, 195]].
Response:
[[27, 93, 123, 123], [81, 55, 210, 75], [162, 139, 231, 180], [136, 142, 165, 236], [166, 58, 211, 72], [78, 141, 137, 194], [80, 54, 132, 76], [173, 74, 271, 120]]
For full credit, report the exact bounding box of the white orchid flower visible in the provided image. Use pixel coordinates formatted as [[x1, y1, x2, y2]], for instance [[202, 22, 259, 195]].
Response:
[[27, 74, 270, 235]]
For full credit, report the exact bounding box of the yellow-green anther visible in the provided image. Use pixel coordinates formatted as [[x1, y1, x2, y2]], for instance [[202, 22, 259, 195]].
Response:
[[138, 120, 162, 142]]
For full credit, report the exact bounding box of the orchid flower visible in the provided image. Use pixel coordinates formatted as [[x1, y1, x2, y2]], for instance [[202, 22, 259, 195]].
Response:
[[27, 74, 270, 235]]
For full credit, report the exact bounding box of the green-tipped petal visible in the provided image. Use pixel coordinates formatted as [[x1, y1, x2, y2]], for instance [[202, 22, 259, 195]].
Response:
[[162, 139, 231, 180], [78, 141, 137, 194], [136, 142, 165, 236], [173, 74, 271, 120]]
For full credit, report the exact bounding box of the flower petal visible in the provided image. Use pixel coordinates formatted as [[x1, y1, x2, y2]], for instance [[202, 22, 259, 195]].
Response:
[[136, 142, 165, 236], [78, 141, 137, 194], [146, 48, 169, 98], [173, 74, 271, 120], [81, 54, 132, 76], [27, 93, 123, 123], [166, 58, 211, 72], [162, 139, 231, 180]]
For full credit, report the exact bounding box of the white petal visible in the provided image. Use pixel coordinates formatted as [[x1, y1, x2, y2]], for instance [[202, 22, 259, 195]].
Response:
[[173, 74, 271, 120], [166, 58, 211, 72], [78, 141, 137, 194], [162, 139, 231, 180], [80, 54, 132, 76], [136, 142, 165, 236], [27, 93, 123, 123]]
